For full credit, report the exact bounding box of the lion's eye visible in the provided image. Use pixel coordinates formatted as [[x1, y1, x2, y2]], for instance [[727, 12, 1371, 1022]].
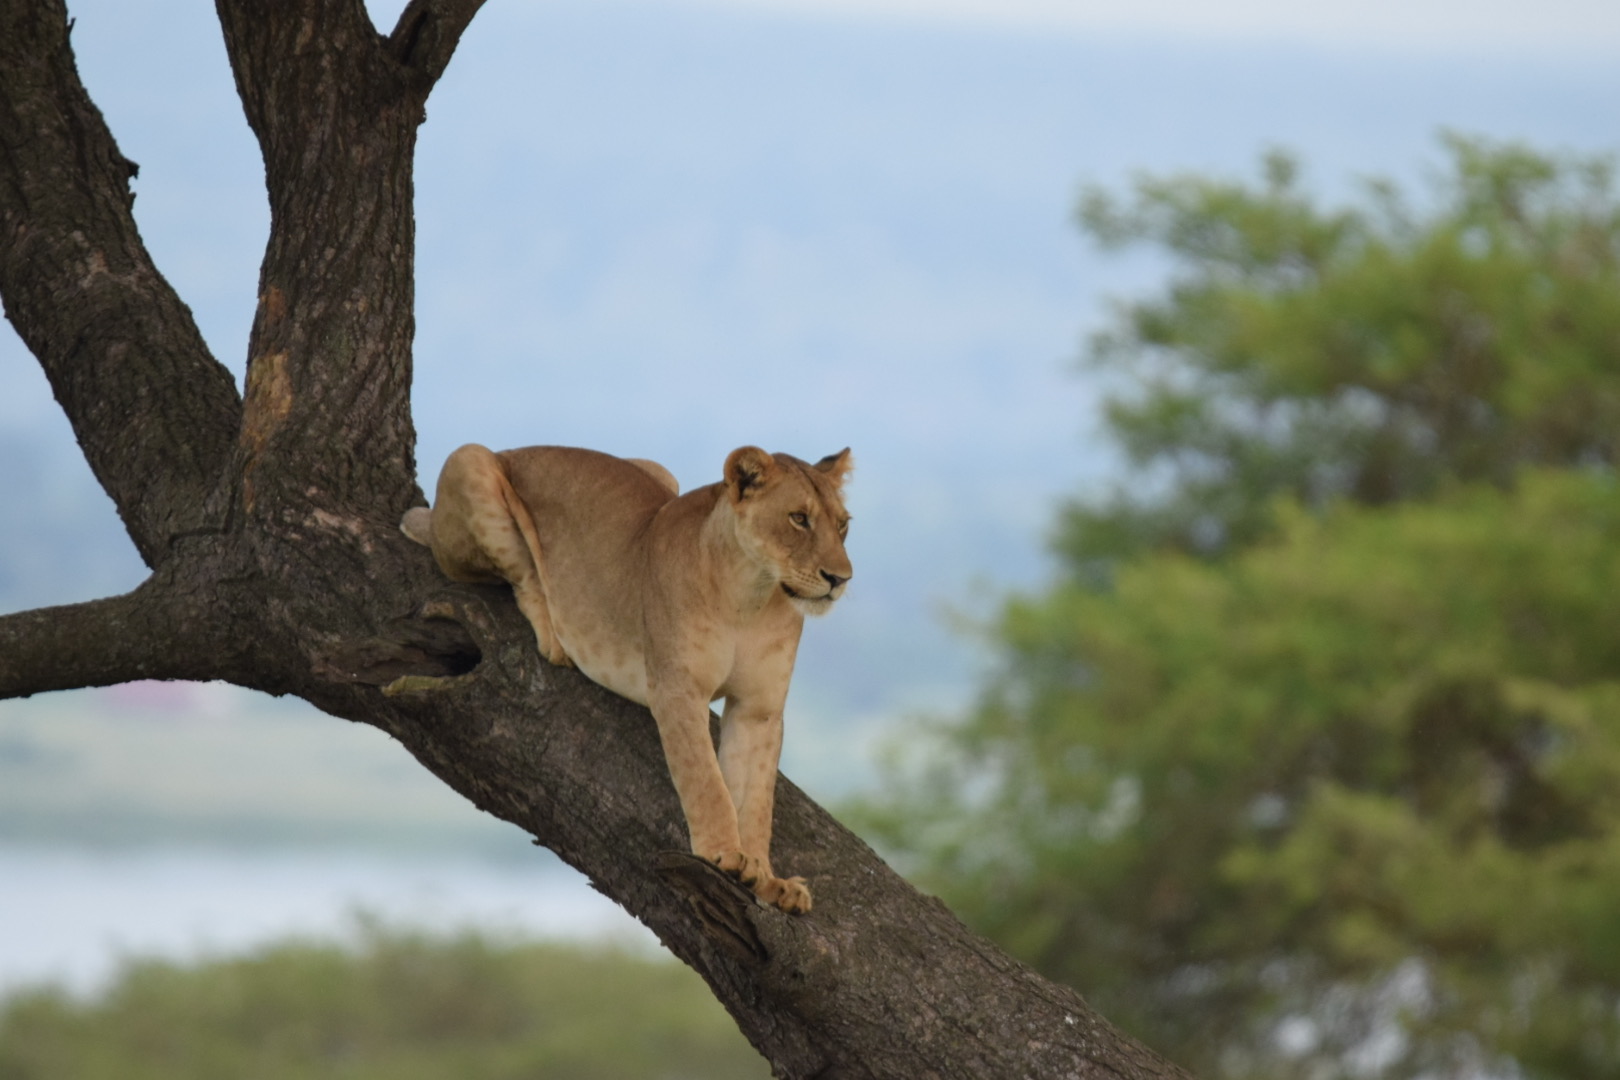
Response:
[[837, 518, 850, 536], [789, 512, 810, 529]]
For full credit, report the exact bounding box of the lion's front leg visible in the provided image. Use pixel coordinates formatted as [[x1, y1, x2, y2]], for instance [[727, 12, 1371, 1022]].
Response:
[[647, 684, 752, 875], [719, 698, 810, 914]]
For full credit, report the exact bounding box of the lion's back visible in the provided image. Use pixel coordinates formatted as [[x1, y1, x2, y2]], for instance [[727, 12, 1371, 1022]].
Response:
[[499, 445, 670, 527]]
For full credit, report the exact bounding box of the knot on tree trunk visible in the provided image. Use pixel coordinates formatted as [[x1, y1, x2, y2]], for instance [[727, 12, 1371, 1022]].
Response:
[[313, 601, 481, 686], [657, 850, 770, 963]]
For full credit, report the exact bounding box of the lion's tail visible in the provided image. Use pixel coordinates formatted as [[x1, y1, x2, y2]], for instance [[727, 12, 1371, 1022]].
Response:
[[400, 506, 434, 546]]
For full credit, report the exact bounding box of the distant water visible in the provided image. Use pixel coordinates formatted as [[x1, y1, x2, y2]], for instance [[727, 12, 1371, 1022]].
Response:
[[0, 846, 654, 996]]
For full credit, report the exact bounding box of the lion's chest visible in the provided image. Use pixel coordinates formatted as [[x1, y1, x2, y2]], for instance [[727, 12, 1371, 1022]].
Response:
[[562, 610, 801, 711]]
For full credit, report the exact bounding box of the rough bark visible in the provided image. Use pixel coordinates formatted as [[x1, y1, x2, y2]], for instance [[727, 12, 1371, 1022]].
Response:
[[0, 1, 1195, 1077], [0, 0, 241, 564]]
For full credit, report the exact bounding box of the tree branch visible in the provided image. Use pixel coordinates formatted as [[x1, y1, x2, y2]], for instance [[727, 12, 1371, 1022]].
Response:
[[387, 0, 489, 88], [0, 0, 243, 565], [318, 586, 1197, 1080], [212, 0, 472, 525], [0, 578, 234, 699]]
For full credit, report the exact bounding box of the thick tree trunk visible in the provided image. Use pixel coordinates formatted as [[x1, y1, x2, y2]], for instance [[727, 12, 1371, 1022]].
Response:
[[0, 2, 1194, 1077]]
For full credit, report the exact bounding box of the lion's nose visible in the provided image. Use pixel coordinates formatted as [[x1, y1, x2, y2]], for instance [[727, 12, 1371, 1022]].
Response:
[[821, 570, 849, 589]]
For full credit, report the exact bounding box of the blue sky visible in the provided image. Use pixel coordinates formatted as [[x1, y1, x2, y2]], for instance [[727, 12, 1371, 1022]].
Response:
[[2, 0, 1617, 776], [692, 0, 1620, 54]]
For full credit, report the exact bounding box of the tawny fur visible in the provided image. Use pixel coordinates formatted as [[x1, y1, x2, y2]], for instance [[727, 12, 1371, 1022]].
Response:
[[403, 443, 853, 914]]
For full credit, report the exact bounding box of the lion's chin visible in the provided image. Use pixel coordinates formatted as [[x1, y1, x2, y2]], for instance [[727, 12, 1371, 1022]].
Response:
[[788, 594, 837, 617], [781, 583, 837, 617], [777, 582, 842, 615]]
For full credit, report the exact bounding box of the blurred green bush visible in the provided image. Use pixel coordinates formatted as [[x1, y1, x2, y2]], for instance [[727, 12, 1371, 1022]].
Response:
[[0, 922, 767, 1080], [855, 135, 1620, 1079]]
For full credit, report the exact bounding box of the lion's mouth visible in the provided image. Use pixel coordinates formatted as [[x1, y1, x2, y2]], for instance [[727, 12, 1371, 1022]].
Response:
[[782, 583, 835, 602]]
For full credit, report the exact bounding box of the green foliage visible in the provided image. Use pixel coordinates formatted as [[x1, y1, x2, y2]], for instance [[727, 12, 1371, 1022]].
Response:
[[0, 923, 767, 1080], [1064, 135, 1620, 572], [857, 137, 1620, 1079], [865, 472, 1620, 1077]]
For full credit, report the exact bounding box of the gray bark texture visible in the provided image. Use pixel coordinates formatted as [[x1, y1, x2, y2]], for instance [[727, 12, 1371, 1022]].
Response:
[[0, 1, 1196, 1076]]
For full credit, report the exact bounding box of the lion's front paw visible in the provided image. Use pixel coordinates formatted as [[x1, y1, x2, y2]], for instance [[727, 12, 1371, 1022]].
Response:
[[755, 874, 812, 915], [704, 851, 811, 914], [707, 848, 766, 888]]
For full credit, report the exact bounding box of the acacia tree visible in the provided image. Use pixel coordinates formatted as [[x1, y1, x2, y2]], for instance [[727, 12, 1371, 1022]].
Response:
[[0, 2, 1191, 1076], [856, 142, 1620, 1078]]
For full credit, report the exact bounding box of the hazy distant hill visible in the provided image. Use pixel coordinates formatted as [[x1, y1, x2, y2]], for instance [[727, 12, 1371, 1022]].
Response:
[[0, 680, 537, 854]]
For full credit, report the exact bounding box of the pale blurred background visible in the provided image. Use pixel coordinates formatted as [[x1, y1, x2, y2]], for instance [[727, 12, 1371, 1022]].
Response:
[[2, 0, 1615, 998]]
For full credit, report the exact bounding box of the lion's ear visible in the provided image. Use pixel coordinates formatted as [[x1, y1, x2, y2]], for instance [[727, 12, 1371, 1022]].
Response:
[[725, 446, 777, 502], [814, 448, 854, 488]]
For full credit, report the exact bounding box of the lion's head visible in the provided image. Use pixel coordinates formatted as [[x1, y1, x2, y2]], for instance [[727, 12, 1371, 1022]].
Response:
[[724, 446, 854, 616]]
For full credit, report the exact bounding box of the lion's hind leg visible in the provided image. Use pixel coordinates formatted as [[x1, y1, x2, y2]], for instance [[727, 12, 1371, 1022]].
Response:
[[424, 444, 573, 668]]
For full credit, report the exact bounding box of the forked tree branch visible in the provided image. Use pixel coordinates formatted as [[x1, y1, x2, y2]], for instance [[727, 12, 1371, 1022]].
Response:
[[388, 0, 490, 87], [212, 0, 474, 523], [0, 3, 1201, 1076], [0, 0, 243, 565]]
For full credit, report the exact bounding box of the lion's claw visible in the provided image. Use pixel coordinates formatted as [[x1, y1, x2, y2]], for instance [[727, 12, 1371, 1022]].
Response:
[[756, 874, 812, 915], [709, 848, 766, 887], [707, 850, 811, 914]]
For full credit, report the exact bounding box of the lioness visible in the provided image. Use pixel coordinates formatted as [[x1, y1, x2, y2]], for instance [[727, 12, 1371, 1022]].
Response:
[[401, 443, 853, 914]]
